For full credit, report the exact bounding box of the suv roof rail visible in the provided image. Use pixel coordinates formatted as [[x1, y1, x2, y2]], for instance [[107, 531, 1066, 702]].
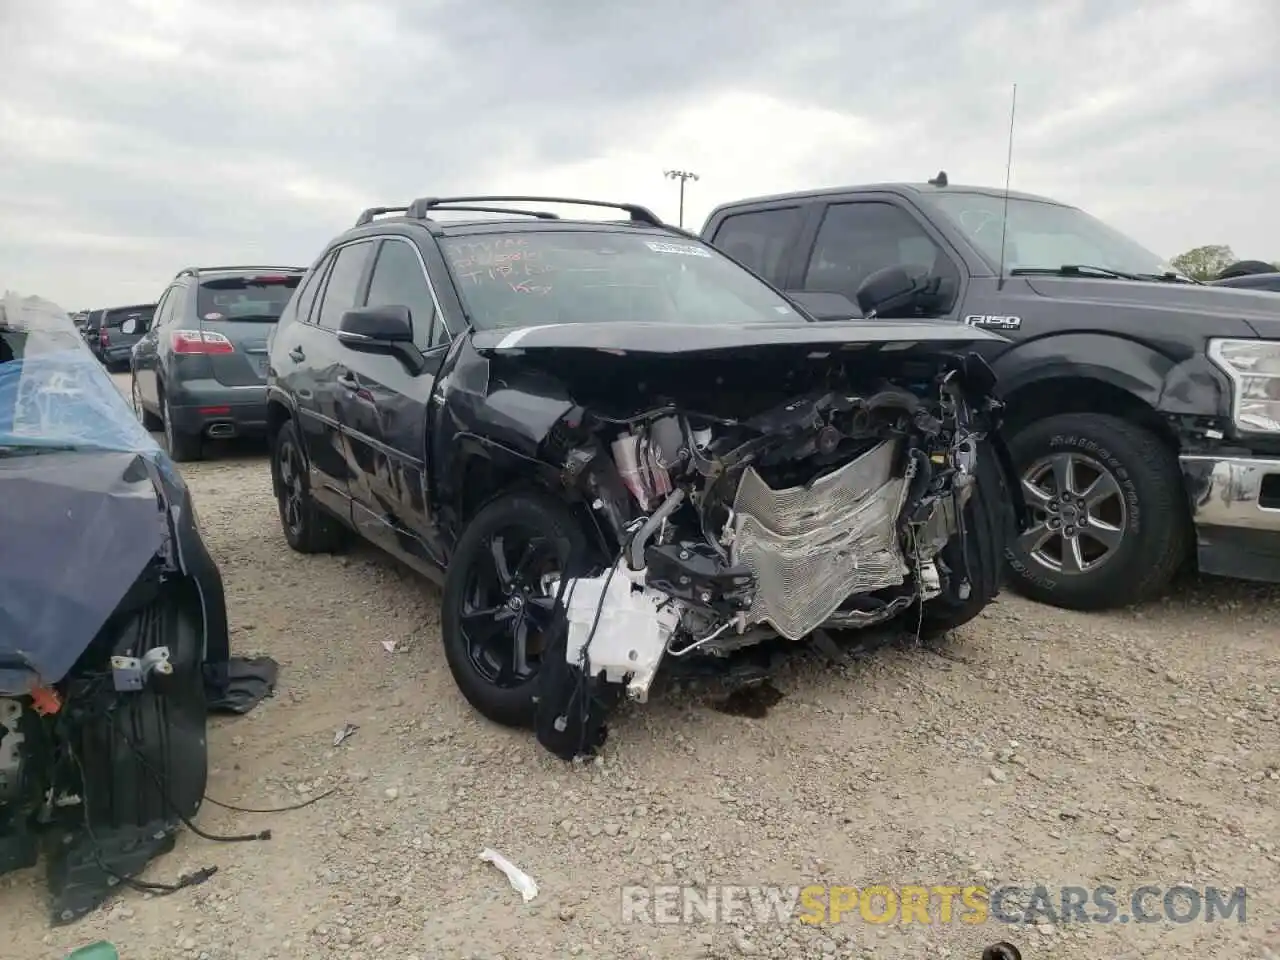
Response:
[[354, 206, 411, 227], [419, 204, 561, 220], [176, 265, 305, 278], [404, 195, 665, 227]]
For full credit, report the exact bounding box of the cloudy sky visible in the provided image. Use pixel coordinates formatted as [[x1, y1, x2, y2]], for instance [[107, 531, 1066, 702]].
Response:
[[2, 0, 1276, 309]]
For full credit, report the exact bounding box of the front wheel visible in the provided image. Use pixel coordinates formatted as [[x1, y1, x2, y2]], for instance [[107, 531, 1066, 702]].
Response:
[[919, 437, 1016, 637], [1003, 413, 1189, 611], [441, 491, 591, 728]]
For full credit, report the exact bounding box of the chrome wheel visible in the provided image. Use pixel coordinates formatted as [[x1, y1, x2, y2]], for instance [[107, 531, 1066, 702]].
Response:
[[1017, 452, 1127, 575]]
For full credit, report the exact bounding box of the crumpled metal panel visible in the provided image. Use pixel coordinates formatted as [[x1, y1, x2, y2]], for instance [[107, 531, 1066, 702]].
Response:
[[0, 293, 178, 693], [729, 439, 909, 641]]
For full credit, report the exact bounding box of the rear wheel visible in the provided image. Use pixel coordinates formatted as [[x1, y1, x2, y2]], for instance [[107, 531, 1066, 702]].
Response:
[[271, 419, 349, 554], [161, 391, 203, 463], [131, 374, 162, 431], [441, 492, 590, 728]]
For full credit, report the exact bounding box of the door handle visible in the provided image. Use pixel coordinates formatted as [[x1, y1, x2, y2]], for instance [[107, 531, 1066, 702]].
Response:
[[289, 346, 306, 362], [337, 372, 359, 391]]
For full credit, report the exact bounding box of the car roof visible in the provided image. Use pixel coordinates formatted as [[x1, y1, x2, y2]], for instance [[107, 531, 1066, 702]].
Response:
[[175, 265, 307, 280], [707, 182, 1068, 216], [103, 303, 157, 312]]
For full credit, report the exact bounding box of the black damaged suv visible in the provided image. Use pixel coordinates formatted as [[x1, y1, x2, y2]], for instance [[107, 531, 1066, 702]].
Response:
[[265, 195, 1019, 756]]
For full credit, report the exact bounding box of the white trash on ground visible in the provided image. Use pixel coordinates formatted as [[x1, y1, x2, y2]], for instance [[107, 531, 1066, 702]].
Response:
[[478, 848, 538, 902]]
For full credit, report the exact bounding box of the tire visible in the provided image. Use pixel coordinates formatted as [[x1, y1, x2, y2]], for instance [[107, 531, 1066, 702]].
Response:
[[1003, 413, 1189, 611], [920, 438, 1015, 636], [271, 418, 349, 554], [161, 390, 203, 463], [441, 491, 591, 728], [131, 374, 163, 431]]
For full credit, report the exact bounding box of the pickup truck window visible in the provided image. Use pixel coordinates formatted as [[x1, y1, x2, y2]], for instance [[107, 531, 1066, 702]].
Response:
[[710, 207, 802, 284], [929, 192, 1170, 277], [440, 231, 798, 330], [804, 202, 957, 313]]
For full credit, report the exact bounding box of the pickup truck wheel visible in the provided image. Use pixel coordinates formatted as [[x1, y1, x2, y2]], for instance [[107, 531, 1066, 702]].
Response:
[[271, 419, 349, 554], [1004, 413, 1188, 611], [441, 492, 590, 728], [920, 438, 1016, 636]]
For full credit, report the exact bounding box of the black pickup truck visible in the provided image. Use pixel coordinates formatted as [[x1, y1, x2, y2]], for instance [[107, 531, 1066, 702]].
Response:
[[701, 176, 1280, 610]]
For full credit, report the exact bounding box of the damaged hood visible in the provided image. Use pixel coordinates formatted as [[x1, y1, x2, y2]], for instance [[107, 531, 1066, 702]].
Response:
[[0, 292, 185, 694], [0, 452, 171, 691], [470, 319, 1009, 356]]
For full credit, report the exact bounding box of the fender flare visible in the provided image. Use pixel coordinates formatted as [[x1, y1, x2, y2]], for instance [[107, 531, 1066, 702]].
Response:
[[990, 333, 1173, 408]]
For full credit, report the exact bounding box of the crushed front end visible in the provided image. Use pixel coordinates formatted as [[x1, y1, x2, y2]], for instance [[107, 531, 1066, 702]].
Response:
[[461, 323, 1024, 760]]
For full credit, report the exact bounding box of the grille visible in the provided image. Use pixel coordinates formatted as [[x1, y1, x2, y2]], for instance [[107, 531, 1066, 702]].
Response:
[[729, 439, 909, 641]]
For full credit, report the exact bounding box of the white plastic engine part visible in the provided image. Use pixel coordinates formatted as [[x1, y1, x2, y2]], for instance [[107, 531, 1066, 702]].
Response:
[[560, 563, 680, 702]]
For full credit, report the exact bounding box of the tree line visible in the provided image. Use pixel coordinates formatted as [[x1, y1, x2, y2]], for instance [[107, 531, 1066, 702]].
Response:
[[1170, 245, 1279, 282]]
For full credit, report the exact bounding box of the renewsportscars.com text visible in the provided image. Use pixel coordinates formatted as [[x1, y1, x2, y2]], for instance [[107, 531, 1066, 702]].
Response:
[[619, 884, 1247, 926]]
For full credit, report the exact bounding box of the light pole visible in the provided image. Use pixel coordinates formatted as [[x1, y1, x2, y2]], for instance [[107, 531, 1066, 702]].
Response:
[[664, 169, 699, 228]]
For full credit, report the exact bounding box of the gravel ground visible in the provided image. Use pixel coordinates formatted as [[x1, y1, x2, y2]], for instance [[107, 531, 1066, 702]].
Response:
[[4, 374, 1279, 959]]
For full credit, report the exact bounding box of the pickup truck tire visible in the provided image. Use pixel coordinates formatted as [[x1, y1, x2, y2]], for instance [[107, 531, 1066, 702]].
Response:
[[1004, 413, 1188, 611], [271, 419, 349, 554], [441, 491, 591, 728], [920, 438, 1016, 635]]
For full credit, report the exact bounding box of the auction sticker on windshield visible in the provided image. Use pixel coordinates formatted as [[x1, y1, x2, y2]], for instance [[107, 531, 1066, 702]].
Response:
[[645, 241, 712, 257]]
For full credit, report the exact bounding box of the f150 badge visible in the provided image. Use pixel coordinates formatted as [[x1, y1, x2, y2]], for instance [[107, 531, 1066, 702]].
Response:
[[964, 314, 1022, 330]]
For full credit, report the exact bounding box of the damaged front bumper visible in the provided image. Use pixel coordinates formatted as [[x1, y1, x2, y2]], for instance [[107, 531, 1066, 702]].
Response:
[[1181, 453, 1280, 582]]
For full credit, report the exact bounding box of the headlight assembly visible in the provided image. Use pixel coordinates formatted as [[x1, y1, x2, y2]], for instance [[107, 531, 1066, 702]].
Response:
[[1208, 338, 1280, 433]]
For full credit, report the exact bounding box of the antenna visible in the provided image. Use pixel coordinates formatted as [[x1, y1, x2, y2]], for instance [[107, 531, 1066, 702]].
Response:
[[996, 83, 1018, 292]]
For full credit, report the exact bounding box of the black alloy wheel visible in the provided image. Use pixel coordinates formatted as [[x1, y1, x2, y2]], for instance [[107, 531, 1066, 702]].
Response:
[[441, 492, 590, 728], [271, 419, 348, 554]]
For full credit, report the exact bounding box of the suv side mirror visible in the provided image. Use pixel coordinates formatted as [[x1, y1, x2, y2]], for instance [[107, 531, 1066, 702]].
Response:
[[337, 305, 425, 374], [855, 266, 929, 319]]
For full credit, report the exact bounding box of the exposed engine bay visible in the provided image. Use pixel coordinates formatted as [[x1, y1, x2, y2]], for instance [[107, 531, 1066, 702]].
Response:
[[479, 336, 1024, 761]]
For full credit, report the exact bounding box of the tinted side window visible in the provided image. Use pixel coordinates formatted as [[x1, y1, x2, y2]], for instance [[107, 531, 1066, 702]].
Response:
[[363, 239, 442, 347], [292, 256, 330, 325], [151, 288, 173, 330], [316, 242, 373, 330], [711, 207, 802, 284], [804, 202, 958, 314]]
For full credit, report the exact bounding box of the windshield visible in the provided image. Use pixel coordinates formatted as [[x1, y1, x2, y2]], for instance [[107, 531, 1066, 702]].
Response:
[[930, 193, 1174, 277], [197, 274, 301, 322], [440, 231, 800, 330]]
